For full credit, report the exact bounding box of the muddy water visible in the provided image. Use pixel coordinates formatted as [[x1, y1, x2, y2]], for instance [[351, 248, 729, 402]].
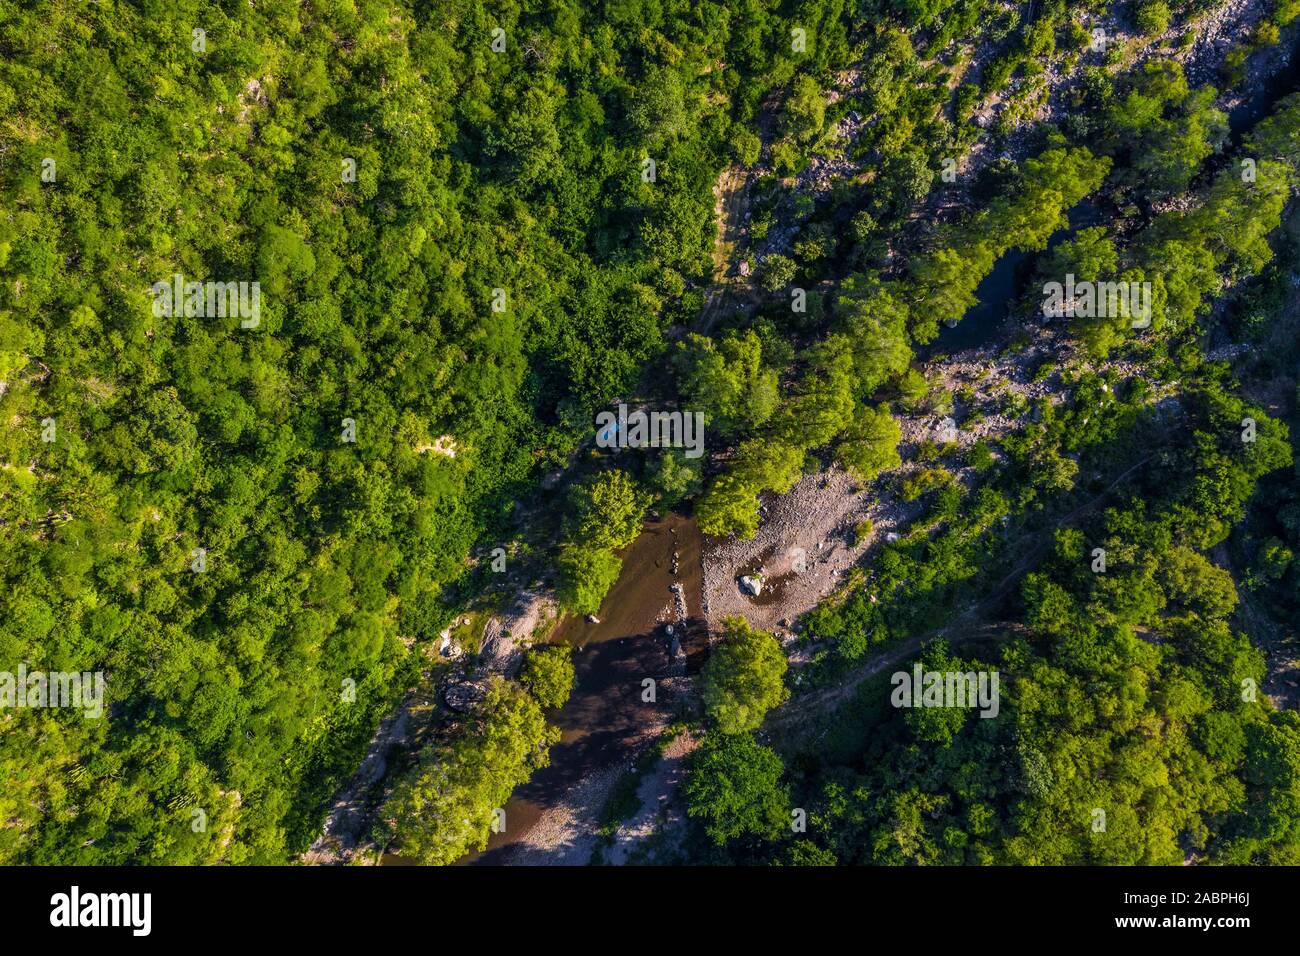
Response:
[[736, 556, 806, 610], [460, 512, 706, 865]]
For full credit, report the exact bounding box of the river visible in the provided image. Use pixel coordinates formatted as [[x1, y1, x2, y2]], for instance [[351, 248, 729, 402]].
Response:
[[459, 511, 706, 865], [920, 199, 1104, 358], [392, 39, 1300, 868]]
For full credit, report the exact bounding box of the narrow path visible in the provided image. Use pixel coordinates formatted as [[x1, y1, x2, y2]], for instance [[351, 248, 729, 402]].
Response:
[[695, 93, 784, 337], [697, 166, 754, 336], [763, 453, 1156, 739]]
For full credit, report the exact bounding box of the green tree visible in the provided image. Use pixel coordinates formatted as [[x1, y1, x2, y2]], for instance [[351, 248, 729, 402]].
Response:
[[684, 733, 790, 845], [1136, 0, 1172, 35], [731, 127, 761, 167], [628, 66, 688, 144], [676, 331, 779, 440], [520, 646, 576, 709], [645, 447, 704, 507], [760, 253, 797, 292], [700, 616, 790, 734], [568, 470, 647, 551], [836, 403, 902, 481], [782, 75, 826, 143], [835, 273, 913, 394], [1038, 227, 1118, 285], [556, 545, 622, 616], [382, 680, 559, 865]]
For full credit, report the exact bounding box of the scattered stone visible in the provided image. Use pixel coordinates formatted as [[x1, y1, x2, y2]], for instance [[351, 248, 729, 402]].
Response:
[[443, 681, 486, 713]]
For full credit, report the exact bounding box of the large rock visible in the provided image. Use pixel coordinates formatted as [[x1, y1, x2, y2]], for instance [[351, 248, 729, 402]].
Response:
[[443, 681, 486, 714], [739, 574, 764, 597]]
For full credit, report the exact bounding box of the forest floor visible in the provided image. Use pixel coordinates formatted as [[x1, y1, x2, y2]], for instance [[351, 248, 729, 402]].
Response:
[[300, 686, 428, 866]]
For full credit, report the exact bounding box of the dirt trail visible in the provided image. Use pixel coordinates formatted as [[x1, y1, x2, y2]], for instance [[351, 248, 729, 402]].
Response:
[[695, 94, 785, 336], [710, 167, 747, 279], [763, 453, 1156, 741], [697, 165, 754, 336]]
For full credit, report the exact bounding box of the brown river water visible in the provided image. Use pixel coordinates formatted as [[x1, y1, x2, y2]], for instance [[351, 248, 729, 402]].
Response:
[[457, 511, 707, 865]]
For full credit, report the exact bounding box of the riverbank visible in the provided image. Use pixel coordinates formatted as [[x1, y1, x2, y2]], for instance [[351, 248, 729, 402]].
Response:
[[462, 513, 706, 865], [304, 588, 558, 866]]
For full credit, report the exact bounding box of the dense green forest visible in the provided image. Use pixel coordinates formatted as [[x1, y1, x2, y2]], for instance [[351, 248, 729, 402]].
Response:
[[3, 0, 1300, 867], [687, 384, 1300, 863], [675, 9, 1300, 865], [0, 0, 820, 863]]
